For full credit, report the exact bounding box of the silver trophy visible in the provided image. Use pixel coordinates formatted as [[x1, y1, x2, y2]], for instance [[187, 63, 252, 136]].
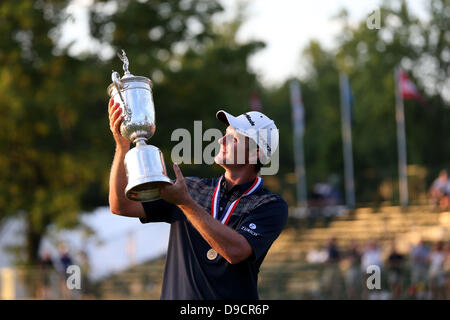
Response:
[[108, 50, 172, 202]]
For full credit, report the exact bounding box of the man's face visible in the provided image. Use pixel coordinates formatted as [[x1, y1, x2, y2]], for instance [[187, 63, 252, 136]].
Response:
[[214, 126, 254, 166]]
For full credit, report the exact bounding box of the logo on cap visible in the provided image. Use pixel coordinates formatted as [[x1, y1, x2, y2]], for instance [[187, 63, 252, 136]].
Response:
[[244, 113, 255, 126]]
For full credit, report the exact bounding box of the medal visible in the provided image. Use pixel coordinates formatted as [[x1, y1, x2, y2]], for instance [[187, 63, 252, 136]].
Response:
[[207, 176, 263, 261], [207, 248, 218, 260]]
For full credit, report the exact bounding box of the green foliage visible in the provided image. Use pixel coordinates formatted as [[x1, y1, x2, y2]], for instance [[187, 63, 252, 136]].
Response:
[[1, 0, 449, 265], [0, 0, 263, 264], [334, 0, 449, 202], [0, 0, 215, 263], [0, 0, 111, 263], [153, 23, 265, 178], [264, 0, 449, 204], [90, 1, 264, 178]]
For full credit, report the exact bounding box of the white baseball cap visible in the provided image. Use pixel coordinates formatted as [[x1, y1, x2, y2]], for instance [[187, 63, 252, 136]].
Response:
[[216, 110, 279, 161]]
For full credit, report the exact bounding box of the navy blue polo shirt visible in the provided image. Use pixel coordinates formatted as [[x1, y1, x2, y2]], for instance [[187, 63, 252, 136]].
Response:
[[139, 176, 288, 300]]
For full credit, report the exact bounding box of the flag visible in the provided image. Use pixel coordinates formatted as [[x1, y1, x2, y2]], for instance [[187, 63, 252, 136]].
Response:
[[341, 74, 355, 124], [289, 80, 305, 136], [289, 79, 308, 210], [339, 73, 356, 209], [394, 67, 410, 207], [398, 69, 424, 103], [250, 91, 262, 111]]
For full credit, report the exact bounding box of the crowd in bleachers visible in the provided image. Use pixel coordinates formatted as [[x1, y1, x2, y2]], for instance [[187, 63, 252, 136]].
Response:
[[429, 170, 450, 211], [307, 237, 450, 299]]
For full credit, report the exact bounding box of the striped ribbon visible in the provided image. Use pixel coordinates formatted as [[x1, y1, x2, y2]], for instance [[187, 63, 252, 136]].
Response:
[[211, 176, 263, 225]]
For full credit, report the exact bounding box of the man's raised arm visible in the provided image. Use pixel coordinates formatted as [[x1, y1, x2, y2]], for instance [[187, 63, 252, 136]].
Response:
[[108, 98, 145, 218]]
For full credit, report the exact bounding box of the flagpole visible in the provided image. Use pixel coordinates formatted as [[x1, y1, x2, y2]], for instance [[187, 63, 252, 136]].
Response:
[[394, 67, 409, 208], [339, 73, 356, 209], [289, 79, 308, 216]]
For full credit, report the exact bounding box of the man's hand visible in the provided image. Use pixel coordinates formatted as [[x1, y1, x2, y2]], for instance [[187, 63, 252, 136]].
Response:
[[107, 98, 145, 219], [160, 163, 192, 206], [108, 98, 129, 150], [160, 164, 253, 264]]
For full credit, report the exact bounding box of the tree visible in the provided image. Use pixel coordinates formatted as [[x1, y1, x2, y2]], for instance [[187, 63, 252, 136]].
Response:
[[262, 42, 343, 201], [335, 0, 450, 203], [153, 17, 265, 179], [90, 0, 265, 179], [0, 0, 113, 264], [0, 0, 265, 266], [264, 0, 449, 205]]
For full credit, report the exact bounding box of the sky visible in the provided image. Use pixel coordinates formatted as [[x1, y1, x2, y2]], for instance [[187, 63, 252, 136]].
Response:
[[218, 0, 427, 85], [63, 0, 427, 86]]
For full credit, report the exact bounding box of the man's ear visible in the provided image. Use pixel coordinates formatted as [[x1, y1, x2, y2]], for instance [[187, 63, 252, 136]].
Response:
[[248, 149, 259, 164], [247, 139, 259, 165]]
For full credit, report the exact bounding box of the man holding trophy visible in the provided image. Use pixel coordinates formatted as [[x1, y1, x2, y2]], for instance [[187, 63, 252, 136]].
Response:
[[108, 51, 288, 300]]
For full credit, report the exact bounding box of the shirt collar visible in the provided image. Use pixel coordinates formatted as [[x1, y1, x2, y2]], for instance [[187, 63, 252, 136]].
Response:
[[220, 176, 258, 196]]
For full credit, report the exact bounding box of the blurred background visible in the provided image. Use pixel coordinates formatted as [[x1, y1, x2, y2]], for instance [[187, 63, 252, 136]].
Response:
[[0, 0, 449, 300]]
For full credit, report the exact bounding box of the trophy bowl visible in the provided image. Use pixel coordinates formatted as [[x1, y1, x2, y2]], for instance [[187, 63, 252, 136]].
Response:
[[107, 50, 172, 202]]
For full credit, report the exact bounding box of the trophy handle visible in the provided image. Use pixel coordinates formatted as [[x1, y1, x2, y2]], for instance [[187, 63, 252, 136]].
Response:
[[112, 71, 132, 121]]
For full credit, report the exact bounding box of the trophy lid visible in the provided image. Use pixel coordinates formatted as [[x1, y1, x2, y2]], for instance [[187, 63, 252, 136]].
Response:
[[115, 49, 152, 84], [107, 49, 152, 96], [118, 49, 132, 77]]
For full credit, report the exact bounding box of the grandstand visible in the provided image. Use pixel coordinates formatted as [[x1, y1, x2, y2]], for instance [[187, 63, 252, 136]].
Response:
[[94, 205, 450, 299]]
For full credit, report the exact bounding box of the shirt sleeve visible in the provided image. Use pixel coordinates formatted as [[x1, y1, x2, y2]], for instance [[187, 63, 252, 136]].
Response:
[[237, 198, 288, 262], [140, 199, 183, 224]]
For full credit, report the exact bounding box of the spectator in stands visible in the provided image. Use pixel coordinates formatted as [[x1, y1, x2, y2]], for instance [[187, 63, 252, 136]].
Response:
[[428, 241, 446, 299], [327, 237, 340, 263], [311, 178, 342, 208], [57, 243, 74, 299], [320, 237, 344, 299], [37, 250, 55, 299], [344, 239, 362, 299], [78, 250, 92, 298], [306, 246, 328, 264], [386, 241, 406, 299], [361, 240, 383, 271], [444, 242, 450, 300], [409, 239, 430, 299], [361, 240, 383, 299], [429, 170, 449, 210], [58, 243, 73, 273]]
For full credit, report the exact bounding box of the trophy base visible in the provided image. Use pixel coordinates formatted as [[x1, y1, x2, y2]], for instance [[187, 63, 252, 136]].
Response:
[[124, 143, 172, 202], [125, 178, 172, 202]]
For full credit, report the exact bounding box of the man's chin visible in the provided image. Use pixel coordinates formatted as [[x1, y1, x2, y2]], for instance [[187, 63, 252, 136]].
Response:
[[214, 155, 226, 165], [214, 155, 235, 167]]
